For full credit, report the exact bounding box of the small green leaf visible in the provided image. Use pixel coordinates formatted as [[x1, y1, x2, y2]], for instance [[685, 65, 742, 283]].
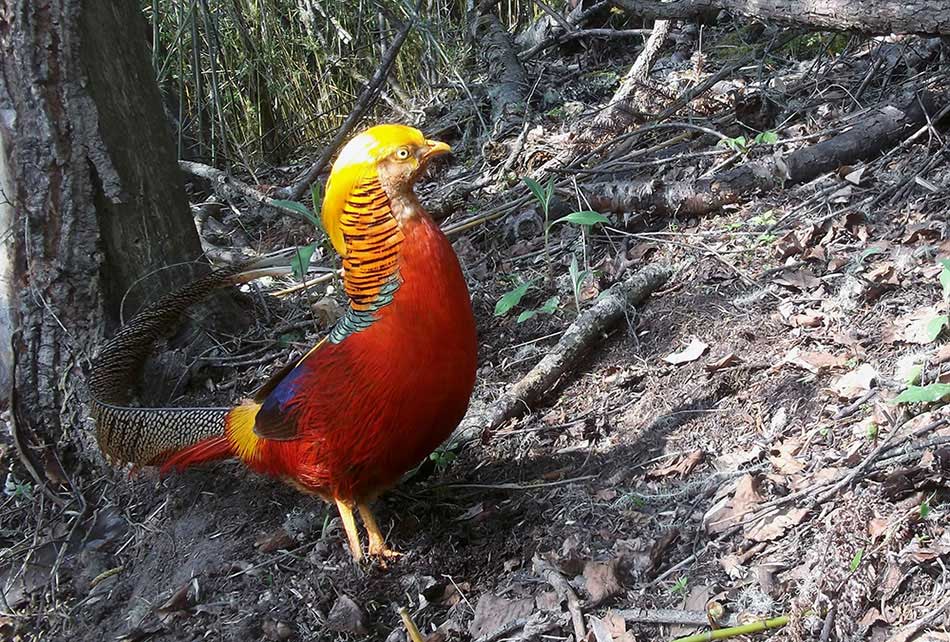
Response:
[[895, 383, 950, 404], [539, 295, 559, 314], [849, 548, 864, 573], [940, 259, 950, 302], [517, 309, 538, 323], [719, 135, 748, 153], [273, 198, 321, 228], [495, 280, 534, 316], [552, 210, 610, 227], [290, 243, 317, 281], [754, 130, 779, 145], [924, 315, 949, 342], [866, 422, 878, 440], [920, 497, 931, 519], [858, 247, 884, 265], [670, 577, 688, 595]]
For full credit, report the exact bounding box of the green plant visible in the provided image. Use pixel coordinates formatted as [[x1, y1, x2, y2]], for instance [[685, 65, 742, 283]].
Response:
[[524, 176, 556, 277], [429, 448, 456, 470], [849, 547, 864, 573], [920, 494, 932, 519], [718, 130, 779, 155], [518, 296, 559, 323], [895, 260, 950, 405], [495, 280, 535, 316], [568, 254, 589, 314], [670, 576, 688, 595]]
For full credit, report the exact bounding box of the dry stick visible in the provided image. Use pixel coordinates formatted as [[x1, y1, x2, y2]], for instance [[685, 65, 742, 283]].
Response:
[[277, 17, 415, 201], [454, 263, 671, 442], [585, 93, 943, 215], [532, 555, 586, 641], [179, 160, 311, 222], [617, 608, 739, 627]]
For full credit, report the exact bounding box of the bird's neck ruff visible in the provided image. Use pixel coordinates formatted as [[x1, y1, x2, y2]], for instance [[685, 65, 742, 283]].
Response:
[[328, 177, 407, 343]]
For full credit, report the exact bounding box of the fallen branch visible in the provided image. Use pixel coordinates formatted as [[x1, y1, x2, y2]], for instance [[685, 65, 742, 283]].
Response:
[[472, 7, 528, 135], [277, 17, 415, 201], [179, 160, 310, 222], [455, 263, 671, 442], [532, 555, 586, 641], [610, 0, 950, 36], [585, 92, 944, 215]]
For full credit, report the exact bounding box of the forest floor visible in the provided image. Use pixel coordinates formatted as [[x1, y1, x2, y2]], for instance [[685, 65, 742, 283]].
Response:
[[4, 18, 950, 642]]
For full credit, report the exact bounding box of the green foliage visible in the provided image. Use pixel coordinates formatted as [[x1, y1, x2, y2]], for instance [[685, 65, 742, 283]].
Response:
[[146, 0, 526, 163], [919, 496, 931, 519], [550, 210, 609, 227], [495, 280, 534, 316], [719, 131, 779, 155], [940, 259, 950, 302], [669, 576, 688, 595], [290, 243, 317, 281], [3, 474, 32, 501], [524, 177, 555, 216], [517, 296, 559, 323], [429, 448, 456, 470], [568, 254, 589, 315], [849, 548, 864, 573], [273, 199, 321, 229], [895, 384, 950, 405], [924, 315, 949, 342]]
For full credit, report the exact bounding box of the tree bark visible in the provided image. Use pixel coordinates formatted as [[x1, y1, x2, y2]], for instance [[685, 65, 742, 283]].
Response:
[[0, 0, 216, 467], [611, 0, 950, 36]]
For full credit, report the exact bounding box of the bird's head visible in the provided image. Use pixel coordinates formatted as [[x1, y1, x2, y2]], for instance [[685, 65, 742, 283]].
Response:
[[321, 124, 451, 256]]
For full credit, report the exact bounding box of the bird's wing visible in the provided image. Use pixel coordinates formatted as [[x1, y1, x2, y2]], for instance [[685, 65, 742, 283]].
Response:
[[251, 338, 327, 440]]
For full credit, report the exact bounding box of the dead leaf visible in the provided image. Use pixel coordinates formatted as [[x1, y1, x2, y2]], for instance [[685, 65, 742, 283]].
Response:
[[705, 353, 741, 371], [647, 451, 705, 479], [588, 616, 614, 642], [775, 231, 804, 259], [663, 338, 709, 365], [934, 344, 950, 364], [844, 166, 866, 185], [784, 347, 845, 374], [255, 528, 294, 553], [865, 263, 899, 285], [469, 594, 534, 637], [790, 310, 824, 328], [830, 184, 853, 203], [327, 595, 367, 635], [310, 297, 343, 327], [744, 507, 808, 542], [831, 363, 878, 400], [583, 559, 624, 603], [772, 269, 820, 290], [704, 475, 763, 534], [769, 438, 805, 474]]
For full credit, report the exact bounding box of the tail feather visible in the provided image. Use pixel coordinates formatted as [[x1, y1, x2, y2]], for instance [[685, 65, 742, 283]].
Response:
[[159, 435, 235, 473], [88, 259, 287, 466]]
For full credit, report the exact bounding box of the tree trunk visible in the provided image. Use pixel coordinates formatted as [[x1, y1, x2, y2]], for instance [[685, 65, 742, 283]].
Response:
[[0, 0, 217, 470], [611, 0, 950, 36]]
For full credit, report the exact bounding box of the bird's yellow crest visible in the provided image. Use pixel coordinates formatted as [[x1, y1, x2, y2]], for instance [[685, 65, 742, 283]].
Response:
[[321, 124, 445, 257]]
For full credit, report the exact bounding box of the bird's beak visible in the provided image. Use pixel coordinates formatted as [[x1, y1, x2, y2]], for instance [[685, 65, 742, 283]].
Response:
[[422, 139, 451, 160]]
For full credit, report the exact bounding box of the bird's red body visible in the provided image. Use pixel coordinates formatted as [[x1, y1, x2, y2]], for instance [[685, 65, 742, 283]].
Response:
[[240, 214, 476, 499], [152, 125, 477, 559]]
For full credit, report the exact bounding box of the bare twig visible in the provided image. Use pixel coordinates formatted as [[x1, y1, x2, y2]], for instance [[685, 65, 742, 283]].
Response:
[[532, 555, 586, 641]]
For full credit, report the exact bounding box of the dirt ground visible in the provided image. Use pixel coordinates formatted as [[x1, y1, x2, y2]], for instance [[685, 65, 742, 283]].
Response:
[[3, 21, 950, 642]]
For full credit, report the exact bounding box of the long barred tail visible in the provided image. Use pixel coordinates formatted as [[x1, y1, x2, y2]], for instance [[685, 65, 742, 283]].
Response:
[[88, 262, 285, 466]]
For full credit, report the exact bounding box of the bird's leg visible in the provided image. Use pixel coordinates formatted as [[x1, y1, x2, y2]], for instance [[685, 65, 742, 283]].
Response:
[[334, 498, 363, 562], [358, 501, 402, 559]]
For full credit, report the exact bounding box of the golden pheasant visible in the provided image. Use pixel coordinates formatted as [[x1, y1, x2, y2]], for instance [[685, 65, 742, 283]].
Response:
[[89, 124, 478, 561]]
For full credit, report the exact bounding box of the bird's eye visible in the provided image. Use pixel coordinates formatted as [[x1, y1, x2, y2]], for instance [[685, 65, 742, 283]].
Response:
[[394, 147, 411, 161]]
